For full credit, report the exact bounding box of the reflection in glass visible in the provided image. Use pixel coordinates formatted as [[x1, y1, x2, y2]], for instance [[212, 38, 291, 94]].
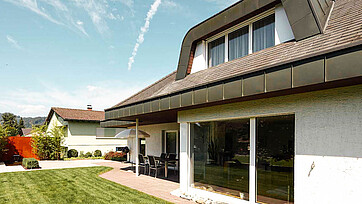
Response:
[[256, 115, 295, 204], [191, 119, 250, 200], [166, 132, 177, 154]]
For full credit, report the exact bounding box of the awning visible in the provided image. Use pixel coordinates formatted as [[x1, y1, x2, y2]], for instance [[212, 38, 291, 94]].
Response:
[[115, 128, 150, 139]]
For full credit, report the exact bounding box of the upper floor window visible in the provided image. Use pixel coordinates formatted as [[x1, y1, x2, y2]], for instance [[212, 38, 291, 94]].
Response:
[[253, 14, 275, 52], [207, 13, 275, 68], [208, 36, 225, 67], [229, 25, 249, 61]]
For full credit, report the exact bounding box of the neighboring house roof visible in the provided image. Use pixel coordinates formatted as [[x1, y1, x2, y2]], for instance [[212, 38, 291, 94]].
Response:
[[21, 128, 32, 136], [109, 0, 362, 110], [45, 107, 105, 123]]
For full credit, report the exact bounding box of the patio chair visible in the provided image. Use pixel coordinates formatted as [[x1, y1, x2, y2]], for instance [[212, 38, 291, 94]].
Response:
[[138, 154, 148, 175], [159, 153, 167, 165], [148, 155, 164, 178], [167, 153, 177, 175]]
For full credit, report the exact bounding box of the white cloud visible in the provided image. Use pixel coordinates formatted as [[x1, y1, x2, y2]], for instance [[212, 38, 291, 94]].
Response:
[[4, 0, 128, 37], [162, 0, 178, 8], [0, 81, 145, 117], [6, 35, 23, 50], [4, 0, 63, 25], [128, 0, 162, 70]]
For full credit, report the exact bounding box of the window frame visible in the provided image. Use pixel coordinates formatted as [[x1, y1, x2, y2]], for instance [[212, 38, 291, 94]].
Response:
[[206, 8, 275, 68]]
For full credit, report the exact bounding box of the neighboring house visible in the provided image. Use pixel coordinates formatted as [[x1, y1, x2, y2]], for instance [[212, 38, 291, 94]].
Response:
[[21, 128, 33, 137], [103, 0, 361, 203], [45, 107, 126, 154]]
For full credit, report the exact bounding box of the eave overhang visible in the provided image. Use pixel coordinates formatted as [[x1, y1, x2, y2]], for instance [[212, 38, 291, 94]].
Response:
[[103, 44, 362, 128]]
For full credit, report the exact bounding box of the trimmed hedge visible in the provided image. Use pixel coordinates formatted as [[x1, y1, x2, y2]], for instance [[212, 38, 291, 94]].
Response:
[[22, 158, 40, 169], [94, 150, 102, 157], [67, 149, 78, 158]]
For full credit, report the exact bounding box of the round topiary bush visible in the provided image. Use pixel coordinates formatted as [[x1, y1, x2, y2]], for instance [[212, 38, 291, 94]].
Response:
[[94, 150, 102, 157], [67, 149, 78, 158], [84, 152, 93, 158]]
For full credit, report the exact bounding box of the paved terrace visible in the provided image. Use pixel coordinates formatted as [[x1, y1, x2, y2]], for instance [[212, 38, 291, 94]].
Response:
[[98, 161, 193, 204]]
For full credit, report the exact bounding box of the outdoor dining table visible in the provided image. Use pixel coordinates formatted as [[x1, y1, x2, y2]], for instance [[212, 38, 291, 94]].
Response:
[[154, 156, 179, 178]]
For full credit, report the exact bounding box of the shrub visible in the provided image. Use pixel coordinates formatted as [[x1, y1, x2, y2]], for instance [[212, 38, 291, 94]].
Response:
[[67, 149, 78, 158], [22, 158, 40, 169], [94, 150, 102, 157], [104, 151, 126, 161], [79, 151, 85, 157], [32, 125, 65, 160], [84, 152, 93, 158]]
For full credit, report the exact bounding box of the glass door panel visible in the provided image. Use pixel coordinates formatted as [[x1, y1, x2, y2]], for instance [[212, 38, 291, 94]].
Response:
[[256, 115, 295, 204], [191, 119, 250, 200]]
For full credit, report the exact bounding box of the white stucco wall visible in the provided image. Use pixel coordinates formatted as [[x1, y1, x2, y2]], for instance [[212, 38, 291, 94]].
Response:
[[191, 41, 207, 74], [46, 113, 126, 154], [178, 85, 362, 204], [128, 123, 179, 162]]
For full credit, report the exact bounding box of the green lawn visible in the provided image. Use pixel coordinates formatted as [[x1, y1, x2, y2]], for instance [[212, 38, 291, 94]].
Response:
[[0, 166, 169, 204]]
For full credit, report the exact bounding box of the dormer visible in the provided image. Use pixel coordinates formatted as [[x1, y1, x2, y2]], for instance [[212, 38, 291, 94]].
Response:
[[177, 0, 334, 79]]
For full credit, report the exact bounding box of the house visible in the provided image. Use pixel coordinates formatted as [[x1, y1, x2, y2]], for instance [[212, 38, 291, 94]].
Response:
[[102, 0, 361, 203], [45, 106, 126, 154], [21, 128, 33, 137]]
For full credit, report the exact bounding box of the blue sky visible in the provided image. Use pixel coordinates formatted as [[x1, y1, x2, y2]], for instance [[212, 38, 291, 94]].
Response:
[[0, 0, 238, 117]]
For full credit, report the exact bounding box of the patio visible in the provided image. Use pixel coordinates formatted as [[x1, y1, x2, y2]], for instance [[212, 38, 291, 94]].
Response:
[[98, 161, 191, 203]]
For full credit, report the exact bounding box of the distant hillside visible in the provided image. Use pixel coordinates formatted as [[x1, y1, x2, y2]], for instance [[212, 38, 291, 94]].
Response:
[[0, 113, 46, 128]]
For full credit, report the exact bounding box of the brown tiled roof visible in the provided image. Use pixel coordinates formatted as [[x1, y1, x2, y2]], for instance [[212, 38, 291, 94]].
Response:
[[113, 71, 177, 107], [111, 0, 362, 109], [21, 128, 32, 136], [47, 107, 105, 122]]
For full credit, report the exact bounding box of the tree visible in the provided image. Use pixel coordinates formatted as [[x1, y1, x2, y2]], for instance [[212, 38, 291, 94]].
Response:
[[31, 124, 65, 160], [18, 118, 25, 135], [1, 113, 22, 136], [0, 124, 9, 161], [2, 113, 17, 129]]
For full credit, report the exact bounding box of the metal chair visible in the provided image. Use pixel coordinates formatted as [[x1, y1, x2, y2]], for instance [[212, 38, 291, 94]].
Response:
[[148, 155, 164, 178], [138, 154, 148, 175]]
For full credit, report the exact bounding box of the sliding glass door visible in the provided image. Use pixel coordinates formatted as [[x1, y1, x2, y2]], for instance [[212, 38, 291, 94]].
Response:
[[191, 119, 250, 200], [190, 114, 295, 203], [256, 115, 294, 204]]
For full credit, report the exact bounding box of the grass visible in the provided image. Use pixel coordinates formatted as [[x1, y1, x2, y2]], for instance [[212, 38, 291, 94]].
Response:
[[0, 166, 170, 204]]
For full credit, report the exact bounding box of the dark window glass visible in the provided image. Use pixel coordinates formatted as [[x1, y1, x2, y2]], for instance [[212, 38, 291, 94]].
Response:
[[166, 132, 177, 154], [139, 138, 146, 155], [191, 119, 250, 200], [256, 115, 295, 204], [253, 14, 275, 52], [208, 36, 225, 67], [229, 25, 249, 61]]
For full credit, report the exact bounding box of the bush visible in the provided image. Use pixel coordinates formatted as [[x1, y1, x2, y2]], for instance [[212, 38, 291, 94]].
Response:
[[84, 152, 93, 158], [104, 151, 126, 161], [94, 150, 102, 157], [79, 151, 84, 157], [22, 158, 40, 169], [67, 149, 78, 158]]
